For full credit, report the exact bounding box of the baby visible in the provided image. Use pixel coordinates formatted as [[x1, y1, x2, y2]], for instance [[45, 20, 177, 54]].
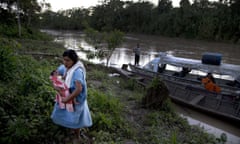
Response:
[[50, 70, 75, 112]]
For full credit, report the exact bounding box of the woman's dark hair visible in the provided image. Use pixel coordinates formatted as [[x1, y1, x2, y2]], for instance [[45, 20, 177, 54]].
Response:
[[62, 49, 78, 64]]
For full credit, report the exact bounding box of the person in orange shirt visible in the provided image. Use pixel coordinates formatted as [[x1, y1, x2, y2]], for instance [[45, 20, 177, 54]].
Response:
[[201, 73, 221, 93]]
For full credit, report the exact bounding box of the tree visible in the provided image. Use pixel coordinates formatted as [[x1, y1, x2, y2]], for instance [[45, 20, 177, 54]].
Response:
[[177, 0, 194, 37], [229, 0, 240, 42], [84, 27, 124, 66], [157, 0, 173, 14], [21, 0, 41, 26], [90, 0, 125, 31], [104, 30, 124, 66], [192, 0, 210, 9], [0, 0, 42, 37], [17, 0, 21, 37], [180, 0, 191, 8]]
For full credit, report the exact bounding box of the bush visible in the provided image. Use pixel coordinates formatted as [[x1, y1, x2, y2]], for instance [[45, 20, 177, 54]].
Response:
[[88, 88, 124, 131], [142, 77, 169, 108], [0, 24, 53, 40], [88, 88, 131, 142], [0, 38, 19, 81], [0, 43, 63, 143]]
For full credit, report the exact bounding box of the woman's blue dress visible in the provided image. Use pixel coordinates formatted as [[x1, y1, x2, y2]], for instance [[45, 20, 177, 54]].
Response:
[[51, 66, 92, 129]]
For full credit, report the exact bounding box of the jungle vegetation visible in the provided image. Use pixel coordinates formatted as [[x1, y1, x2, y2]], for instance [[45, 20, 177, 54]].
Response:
[[0, 37, 227, 143], [0, 0, 237, 143], [0, 0, 240, 42]]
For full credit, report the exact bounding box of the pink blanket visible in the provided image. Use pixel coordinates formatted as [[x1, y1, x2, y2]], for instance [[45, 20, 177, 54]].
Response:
[[50, 75, 74, 112]]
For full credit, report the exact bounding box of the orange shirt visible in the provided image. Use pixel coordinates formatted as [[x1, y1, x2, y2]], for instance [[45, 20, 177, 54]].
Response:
[[202, 77, 221, 93]]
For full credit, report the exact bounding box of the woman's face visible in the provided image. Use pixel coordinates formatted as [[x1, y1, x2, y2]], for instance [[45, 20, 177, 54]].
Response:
[[63, 56, 74, 69]]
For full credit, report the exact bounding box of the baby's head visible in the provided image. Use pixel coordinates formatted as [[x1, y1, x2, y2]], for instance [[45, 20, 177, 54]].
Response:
[[50, 70, 58, 76]]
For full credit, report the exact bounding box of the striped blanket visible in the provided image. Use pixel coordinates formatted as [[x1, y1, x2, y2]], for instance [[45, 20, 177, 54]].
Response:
[[50, 75, 74, 112]]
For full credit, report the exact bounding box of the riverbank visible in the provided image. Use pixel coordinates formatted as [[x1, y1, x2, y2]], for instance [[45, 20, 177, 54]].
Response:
[[1, 36, 229, 144], [86, 62, 223, 143]]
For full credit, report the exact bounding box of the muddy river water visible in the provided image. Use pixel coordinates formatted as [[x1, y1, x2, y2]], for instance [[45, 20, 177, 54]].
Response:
[[43, 30, 240, 144]]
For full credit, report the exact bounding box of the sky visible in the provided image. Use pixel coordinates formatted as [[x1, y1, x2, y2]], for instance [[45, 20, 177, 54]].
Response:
[[41, 0, 181, 12]]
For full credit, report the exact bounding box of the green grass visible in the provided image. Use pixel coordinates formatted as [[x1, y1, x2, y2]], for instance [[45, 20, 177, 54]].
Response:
[[0, 34, 227, 144]]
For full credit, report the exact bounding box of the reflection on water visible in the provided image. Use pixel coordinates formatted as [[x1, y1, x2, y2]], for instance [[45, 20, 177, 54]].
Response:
[[110, 48, 158, 67], [176, 103, 240, 144], [42, 29, 240, 144], [182, 115, 240, 144], [76, 51, 105, 65]]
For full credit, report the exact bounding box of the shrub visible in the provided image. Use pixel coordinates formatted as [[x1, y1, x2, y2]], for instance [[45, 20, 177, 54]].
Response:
[[0, 48, 62, 143], [0, 38, 19, 81], [88, 88, 131, 142]]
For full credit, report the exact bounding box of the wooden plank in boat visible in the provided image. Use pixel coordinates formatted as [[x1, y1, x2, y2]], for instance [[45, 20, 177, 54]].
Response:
[[190, 95, 205, 105]]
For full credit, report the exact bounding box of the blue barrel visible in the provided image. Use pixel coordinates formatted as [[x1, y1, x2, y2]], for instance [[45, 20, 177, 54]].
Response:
[[201, 52, 222, 65]]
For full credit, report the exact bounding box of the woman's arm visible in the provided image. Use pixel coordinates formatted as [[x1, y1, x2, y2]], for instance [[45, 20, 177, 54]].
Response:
[[62, 80, 82, 103]]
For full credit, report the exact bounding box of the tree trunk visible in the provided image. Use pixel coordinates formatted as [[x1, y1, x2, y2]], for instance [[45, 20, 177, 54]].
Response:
[[17, 0, 21, 37]]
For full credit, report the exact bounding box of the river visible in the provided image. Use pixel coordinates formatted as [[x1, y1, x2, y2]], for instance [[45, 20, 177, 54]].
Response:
[[42, 29, 240, 144]]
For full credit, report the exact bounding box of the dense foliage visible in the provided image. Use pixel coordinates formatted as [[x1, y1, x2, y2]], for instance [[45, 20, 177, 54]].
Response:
[[0, 35, 229, 143], [0, 0, 235, 142], [0, 37, 129, 143], [0, 38, 61, 143], [36, 0, 240, 42], [1, 0, 239, 42]]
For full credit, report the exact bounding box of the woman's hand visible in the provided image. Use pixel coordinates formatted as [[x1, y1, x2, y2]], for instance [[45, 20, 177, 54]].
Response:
[[61, 96, 69, 103], [62, 80, 82, 103], [53, 85, 63, 92]]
